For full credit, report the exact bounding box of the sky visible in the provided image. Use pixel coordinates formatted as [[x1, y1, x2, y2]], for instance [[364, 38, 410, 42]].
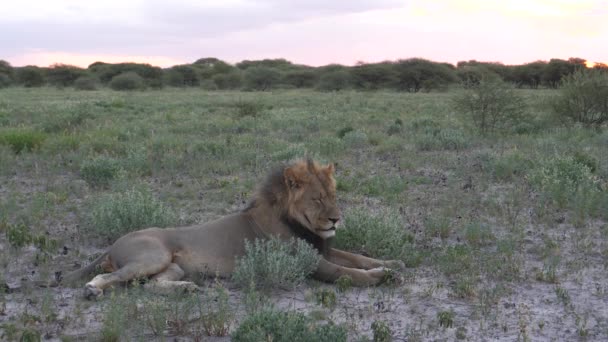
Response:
[[2, 0, 607, 68]]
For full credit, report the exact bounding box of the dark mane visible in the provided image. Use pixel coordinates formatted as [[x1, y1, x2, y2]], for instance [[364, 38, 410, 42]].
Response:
[[242, 161, 332, 256]]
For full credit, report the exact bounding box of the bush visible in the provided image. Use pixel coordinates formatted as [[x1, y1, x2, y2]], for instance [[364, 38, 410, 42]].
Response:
[[109, 71, 145, 91], [552, 69, 608, 127], [86, 187, 177, 240], [0, 74, 11, 88], [528, 155, 600, 208], [213, 71, 243, 90], [453, 78, 526, 134], [16, 66, 45, 87], [316, 71, 351, 91], [74, 76, 98, 90], [80, 156, 124, 187], [232, 309, 347, 342], [336, 209, 421, 267], [232, 237, 320, 290], [341, 130, 368, 149], [46, 64, 85, 87], [243, 67, 281, 91], [0, 129, 45, 153]]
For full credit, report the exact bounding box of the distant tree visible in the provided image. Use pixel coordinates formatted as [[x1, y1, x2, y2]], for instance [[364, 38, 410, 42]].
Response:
[[90, 63, 163, 88], [511, 61, 547, 88], [316, 70, 351, 91], [109, 72, 145, 90], [392, 58, 457, 92], [283, 69, 317, 88], [237, 59, 293, 70], [193, 57, 236, 79], [212, 71, 243, 90], [350, 62, 395, 90], [16, 66, 45, 87], [456, 65, 500, 88], [552, 69, 608, 128], [0, 60, 14, 78], [47, 64, 86, 87], [593, 62, 608, 70], [0, 74, 11, 88], [243, 66, 281, 91], [165, 65, 200, 87]]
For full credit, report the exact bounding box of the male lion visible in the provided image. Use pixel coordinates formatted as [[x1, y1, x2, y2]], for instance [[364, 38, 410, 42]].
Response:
[[64, 159, 404, 299]]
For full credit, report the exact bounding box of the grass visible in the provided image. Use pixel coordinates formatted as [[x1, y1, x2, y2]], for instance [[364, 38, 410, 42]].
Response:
[[0, 87, 606, 341]]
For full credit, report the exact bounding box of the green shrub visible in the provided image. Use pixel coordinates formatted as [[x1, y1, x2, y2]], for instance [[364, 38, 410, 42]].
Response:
[[371, 320, 392, 342], [109, 71, 145, 91], [243, 67, 281, 91], [528, 155, 600, 208], [74, 76, 99, 90], [233, 237, 320, 290], [316, 71, 351, 91], [0, 129, 45, 154], [235, 100, 265, 118], [213, 71, 243, 90], [16, 66, 45, 87], [342, 130, 368, 149], [86, 187, 177, 240], [336, 209, 421, 267], [463, 222, 495, 247], [80, 156, 124, 187], [0, 74, 11, 88], [552, 69, 608, 127], [490, 151, 534, 182], [232, 309, 347, 342], [453, 78, 526, 134]]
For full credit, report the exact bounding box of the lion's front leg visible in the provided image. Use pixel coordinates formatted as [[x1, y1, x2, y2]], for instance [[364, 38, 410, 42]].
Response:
[[314, 258, 388, 286], [327, 248, 405, 270]]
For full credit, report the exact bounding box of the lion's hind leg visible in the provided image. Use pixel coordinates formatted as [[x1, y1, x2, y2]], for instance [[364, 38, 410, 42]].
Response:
[[84, 251, 172, 300], [143, 263, 199, 295]]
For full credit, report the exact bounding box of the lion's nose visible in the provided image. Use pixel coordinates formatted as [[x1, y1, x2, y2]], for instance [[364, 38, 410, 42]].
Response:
[[329, 217, 340, 225]]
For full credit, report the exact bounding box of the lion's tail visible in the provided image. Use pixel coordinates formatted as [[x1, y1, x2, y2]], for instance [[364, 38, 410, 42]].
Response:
[[36, 252, 108, 288]]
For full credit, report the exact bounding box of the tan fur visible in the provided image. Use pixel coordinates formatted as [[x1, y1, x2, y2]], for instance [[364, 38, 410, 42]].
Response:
[[67, 159, 404, 299]]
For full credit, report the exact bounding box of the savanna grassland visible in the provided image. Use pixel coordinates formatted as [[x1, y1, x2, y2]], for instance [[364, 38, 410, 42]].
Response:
[[0, 87, 607, 341]]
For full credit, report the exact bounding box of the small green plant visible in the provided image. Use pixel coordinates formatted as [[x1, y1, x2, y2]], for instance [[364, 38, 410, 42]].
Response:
[[235, 100, 265, 118], [0, 129, 45, 154], [314, 288, 337, 309], [337, 126, 354, 138], [554, 285, 571, 306], [80, 156, 124, 187], [199, 280, 233, 336], [86, 187, 177, 240], [371, 320, 392, 342], [232, 309, 347, 342], [342, 130, 368, 149], [437, 310, 455, 328], [335, 275, 353, 292], [463, 222, 495, 247], [414, 128, 469, 151], [233, 237, 320, 290], [424, 216, 451, 240], [336, 209, 421, 267], [100, 294, 128, 342]]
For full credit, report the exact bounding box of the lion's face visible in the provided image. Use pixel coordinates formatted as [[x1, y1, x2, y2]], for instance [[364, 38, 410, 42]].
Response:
[[284, 160, 341, 239]]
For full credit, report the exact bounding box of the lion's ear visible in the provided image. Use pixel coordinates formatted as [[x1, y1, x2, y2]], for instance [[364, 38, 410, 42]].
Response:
[[324, 163, 335, 176], [284, 166, 303, 190]]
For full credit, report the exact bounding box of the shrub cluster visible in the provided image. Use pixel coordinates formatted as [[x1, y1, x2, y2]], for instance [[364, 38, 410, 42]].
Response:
[[232, 309, 347, 342], [232, 237, 320, 290], [86, 187, 177, 240]]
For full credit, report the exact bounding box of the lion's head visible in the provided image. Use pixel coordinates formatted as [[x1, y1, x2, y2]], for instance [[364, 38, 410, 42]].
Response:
[[251, 159, 341, 240]]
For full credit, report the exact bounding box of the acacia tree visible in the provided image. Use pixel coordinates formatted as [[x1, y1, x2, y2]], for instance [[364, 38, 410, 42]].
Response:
[[552, 69, 608, 128]]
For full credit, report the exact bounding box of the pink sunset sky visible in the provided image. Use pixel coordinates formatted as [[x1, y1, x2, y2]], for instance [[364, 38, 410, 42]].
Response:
[[2, 0, 607, 68]]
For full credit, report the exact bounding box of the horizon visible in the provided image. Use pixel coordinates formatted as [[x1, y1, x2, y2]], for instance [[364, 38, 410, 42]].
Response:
[[2, 1, 607, 68]]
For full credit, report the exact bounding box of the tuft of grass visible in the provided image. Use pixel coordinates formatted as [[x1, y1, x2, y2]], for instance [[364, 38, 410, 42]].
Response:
[[314, 288, 337, 309], [463, 222, 495, 247], [0, 129, 45, 154], [437, 310, 455, 328], [371, 320, 392, 342], [233, 237, 320, 290], [80, 156, 124, 187], [414, 128, 469, 151], [336, 209, 421, 267], [86, 187, 177, 241], [341, 130, 368, 149], [232, 309, 347, 342]]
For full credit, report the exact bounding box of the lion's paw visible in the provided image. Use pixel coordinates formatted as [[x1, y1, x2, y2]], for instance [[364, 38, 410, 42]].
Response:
[[84, 283, 103, 300], [384, 260, 406, 270]]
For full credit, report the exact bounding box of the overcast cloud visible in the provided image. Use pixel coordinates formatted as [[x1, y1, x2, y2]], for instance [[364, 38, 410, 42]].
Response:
[[2, 0, 607, 67]]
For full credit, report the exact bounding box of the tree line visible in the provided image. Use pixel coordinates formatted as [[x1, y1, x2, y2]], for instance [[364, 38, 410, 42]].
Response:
[[0, 57, 606, 91]]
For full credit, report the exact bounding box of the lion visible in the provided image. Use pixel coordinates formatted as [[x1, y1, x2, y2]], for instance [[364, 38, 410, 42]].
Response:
[[61, 159, 404, 299]]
